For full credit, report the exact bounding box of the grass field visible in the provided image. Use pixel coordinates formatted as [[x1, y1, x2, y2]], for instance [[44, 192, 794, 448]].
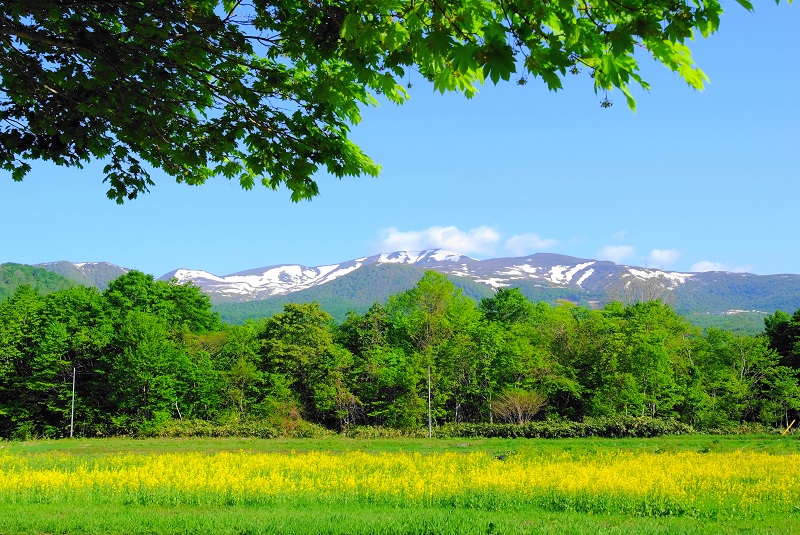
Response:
[[1, 434, 798, 534]]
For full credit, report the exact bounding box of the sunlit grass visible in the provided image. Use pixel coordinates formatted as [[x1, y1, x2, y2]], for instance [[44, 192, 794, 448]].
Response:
[[1, 435, 798, 534]]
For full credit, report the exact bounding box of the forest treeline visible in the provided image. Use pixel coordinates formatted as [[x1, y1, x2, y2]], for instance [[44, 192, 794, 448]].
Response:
[[1, 270, 799, 439]]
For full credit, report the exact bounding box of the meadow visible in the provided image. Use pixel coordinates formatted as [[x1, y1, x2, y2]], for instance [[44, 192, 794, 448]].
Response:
[[0, 434, 798, 535]]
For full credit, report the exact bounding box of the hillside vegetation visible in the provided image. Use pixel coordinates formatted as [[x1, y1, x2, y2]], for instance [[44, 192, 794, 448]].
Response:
[[0, 263, 77, 301]]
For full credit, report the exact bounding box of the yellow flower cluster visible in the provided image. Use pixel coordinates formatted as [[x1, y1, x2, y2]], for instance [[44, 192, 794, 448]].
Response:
[[0, 449, 796, 516]]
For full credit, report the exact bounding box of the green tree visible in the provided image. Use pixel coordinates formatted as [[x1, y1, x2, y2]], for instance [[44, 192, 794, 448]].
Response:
[[386, 271, 471, 353], [175, 329, 226, 420], [479, 287, 536, 324], [212, 322, 265, 418], [696, 328, 800, 427], [104, 270, 220, 333], [0, 285, 113, 438], [336, 304, 419, 427], [362, 346, 427, 429], [106, 310, 195, 429], [36, 286, 114, 436], [1, 0, 764, 201], [0, 286, 46, 438], [494, 317, 582, 420], [567, 301, 693, 419], [386, 271, 481, 425], [764, 309, 800, 369], [259, 302, 356, 426], [613, 301, 692, 418]]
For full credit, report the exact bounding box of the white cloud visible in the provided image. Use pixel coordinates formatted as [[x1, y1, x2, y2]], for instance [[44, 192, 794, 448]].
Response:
[[612, 230, 628, 240], [691, 261, 752, 273], [505, 233, 559, 256], [598, 245, 635, 264], [691, 261, 728, 272], [376, 225, 500, 256], [649, 249, 680, 266]]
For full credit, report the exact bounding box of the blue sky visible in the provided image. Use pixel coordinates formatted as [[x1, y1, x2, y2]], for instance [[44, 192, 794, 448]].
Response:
[[1, 3, 798, 278]]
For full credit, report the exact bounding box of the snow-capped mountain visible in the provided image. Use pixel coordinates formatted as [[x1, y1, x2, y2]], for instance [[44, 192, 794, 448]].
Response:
[[24, 250, 800, 316], [160, 250, 475, 301], [158, 249, 698, 303]]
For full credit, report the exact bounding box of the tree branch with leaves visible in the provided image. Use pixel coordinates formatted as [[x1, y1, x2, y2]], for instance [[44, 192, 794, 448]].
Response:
[[0, 0, 776, 201]]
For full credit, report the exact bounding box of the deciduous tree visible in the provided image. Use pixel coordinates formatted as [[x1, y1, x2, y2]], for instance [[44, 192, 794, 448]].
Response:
[[1, 0, 765, 201]]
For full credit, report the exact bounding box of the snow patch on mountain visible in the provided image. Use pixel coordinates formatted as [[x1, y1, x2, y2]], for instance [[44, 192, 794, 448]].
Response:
[[428, 250, 468, 262], [627, 268, 694, 286], [501, 264, 537, 276], [378, 249, 468, 265], [171, 269, 223, 283], [545, 262, 595, 284], [323, 263, 361, 282], [379, 251, 426, 264], [476, 277, 510, 289], [575, 268, 595, 288], [496, 261, 595, 286]]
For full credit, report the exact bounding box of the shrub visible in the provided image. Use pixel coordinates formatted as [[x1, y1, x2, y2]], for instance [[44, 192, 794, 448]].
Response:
[[491, 388, 546, 425], [431, 417, 695, 439], [137, 418, 333, 439], [340, 425, 429, 439]]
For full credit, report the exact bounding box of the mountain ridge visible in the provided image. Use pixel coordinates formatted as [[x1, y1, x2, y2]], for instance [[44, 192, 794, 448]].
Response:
[[10, 250, 800, 325], [33, 261, 129, 290], [158, 249, 700, 304]]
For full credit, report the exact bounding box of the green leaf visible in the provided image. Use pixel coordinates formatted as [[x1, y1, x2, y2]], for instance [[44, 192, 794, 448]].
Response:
[[340, 14, 360, 40], [540, 71, 563, 91], [383, 22, 410, 52], [620, 84, 636, 112], [450, 43, 479, 75], [482, 41, 516, 84]]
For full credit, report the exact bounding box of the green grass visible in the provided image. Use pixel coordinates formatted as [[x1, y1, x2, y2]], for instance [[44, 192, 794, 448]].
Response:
[[1, 434, 798, 535], [2, 432, 798, 457], [1, 502, 795, 535]]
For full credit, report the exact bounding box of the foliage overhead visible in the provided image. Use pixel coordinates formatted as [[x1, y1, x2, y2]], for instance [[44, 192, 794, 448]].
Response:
[[0, 0, 767, 201]]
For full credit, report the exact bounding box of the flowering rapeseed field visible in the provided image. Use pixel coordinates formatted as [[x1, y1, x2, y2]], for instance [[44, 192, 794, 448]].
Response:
[[1, 448, 797, 520]]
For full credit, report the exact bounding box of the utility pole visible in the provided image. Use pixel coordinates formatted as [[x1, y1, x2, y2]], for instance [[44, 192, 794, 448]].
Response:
[[70, 367, 76, 438], [427, 365, 432, 439]]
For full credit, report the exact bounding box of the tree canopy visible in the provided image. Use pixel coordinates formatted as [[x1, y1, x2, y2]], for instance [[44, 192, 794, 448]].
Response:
[[1, 0, 766, 202], [1, 271, 799, 438]]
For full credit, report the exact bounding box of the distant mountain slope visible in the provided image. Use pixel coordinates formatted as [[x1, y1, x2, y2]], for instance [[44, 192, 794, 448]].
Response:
[[673, 272, 800, 314], [214, 263, 495, 323], [165, 249, 702, 305], [162, 250, 475, 303], [0, 263, 78, 301], [163, 249, 800, 323], [683, 311, 768, 336], [34, 261, 128, 290]]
